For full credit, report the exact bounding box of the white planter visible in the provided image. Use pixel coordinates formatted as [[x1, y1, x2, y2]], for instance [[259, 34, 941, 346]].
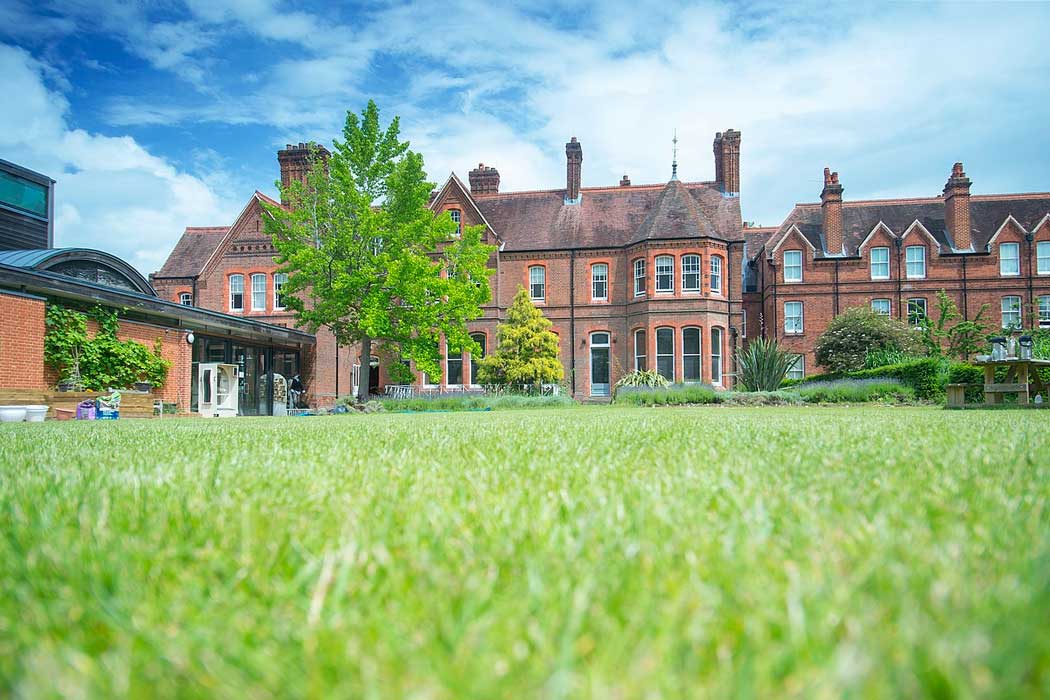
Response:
[[24, 405, 49, 422], [0, 406, 27, 423]]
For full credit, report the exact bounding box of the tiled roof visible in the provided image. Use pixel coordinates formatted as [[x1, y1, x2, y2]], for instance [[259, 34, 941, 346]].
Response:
[[766, 193, 1050, 258], [154, 226, 228, 278], [472, 180, 741, 251]]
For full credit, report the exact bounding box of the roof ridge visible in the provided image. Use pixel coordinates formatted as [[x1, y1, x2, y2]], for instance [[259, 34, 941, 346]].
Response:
[[471, 180, 716, 199], [792, 191, 1050, 209]]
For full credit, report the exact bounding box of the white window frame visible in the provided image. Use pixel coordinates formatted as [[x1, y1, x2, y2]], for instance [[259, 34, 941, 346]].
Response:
[[274, 272, 288, 310], [784, 301, 803, 335], [907, 298, 927, 327], [633, 258, 646, 296], [591, 263, 608, 301], [710, 255, 723, 294], [633, 329, 647, 371], [229, 274, 244, 312], [1038, 241, 1050, 275], [445, 343, 464, 387], [999, 242, 1020, 276], [682, 254, 701, 292], [589, 331, 611, 397], [787, 355, 804, 380], [1001, 295, 1022, 329], [783, 250, 802, 283], [870, 247, 890, 280], [179, 292, 192, 306], [871, 298, 891, 316], [711, 328, 723, 385], [529, 265, 545, 302], [1039, 295, 1050, 328], [449, 209, 461, 236], [682, 327, 702, 383], [905, 246, 926, 279], [655, 255, 674, 293], [655, 327, 675, 381], [741, 309, 747, 338], [251, 273, 266, 311]]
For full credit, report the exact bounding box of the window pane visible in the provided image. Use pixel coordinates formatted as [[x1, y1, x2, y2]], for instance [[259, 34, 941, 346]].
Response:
[[251, 274, 266, 310], [1000, 243, 1020, 275], [1002, 296, 1021, 328], [447, 356, 463, 384], [682, 255, 700, 291], [229, 275, 243, 310], [656, 256, 673, 292], [872, 298, 890, 315], [906, 246, 925, 277], [634, 259, 646, 295], [682, 327, 701, 382], [633, 330, 647, 371], [710, 256, 722, 292], [1038, 242, 1050, 274], [908, 298, 927, 326], [871, 247, 890, 278], [787, 355, 804, 380], [711, 329, 722, 384], [529, 266, 545, 300], [784, 250, 802, 282], [1039, 296, 1050, 327], [274, 273, 288, 308], [784, 301, 803, 333], [592, 263, 608, 300], [656, 328, 674, 380], [0, 170, 48, 217]]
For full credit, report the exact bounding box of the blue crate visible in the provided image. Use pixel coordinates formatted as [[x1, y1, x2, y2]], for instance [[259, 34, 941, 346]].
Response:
[[97, 409, 119, 421]]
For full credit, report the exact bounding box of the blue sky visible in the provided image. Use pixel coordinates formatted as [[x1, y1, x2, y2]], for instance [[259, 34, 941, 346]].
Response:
[[2, 1, 1050, 273]]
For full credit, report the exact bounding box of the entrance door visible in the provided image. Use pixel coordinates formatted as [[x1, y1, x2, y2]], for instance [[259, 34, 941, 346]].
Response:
[[368, 356, 380, 394], [590, 332, 610, 396]]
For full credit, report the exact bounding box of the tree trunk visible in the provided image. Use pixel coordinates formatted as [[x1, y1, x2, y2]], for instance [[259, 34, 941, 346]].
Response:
[[358, 335, 372, 402]]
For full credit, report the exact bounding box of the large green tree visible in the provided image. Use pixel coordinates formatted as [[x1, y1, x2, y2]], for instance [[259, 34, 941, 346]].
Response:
[[477, 288, 564, 389], [262, 101, 495, 399]]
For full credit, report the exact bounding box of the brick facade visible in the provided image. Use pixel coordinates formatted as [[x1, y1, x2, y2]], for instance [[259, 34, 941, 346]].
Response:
[[0, 291, 46, 389]]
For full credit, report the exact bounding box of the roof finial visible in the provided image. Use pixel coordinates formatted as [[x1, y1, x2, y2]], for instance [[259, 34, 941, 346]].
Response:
[[671, 129, 679, 181]]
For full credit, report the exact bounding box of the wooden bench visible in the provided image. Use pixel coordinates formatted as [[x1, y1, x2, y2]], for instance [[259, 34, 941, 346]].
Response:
[[0, 389, 156, 418]]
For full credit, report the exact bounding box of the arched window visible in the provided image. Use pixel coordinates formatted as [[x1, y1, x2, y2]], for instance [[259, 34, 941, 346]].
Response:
[[179, 292, 192, 306], [229, 274, 244, 312], [656, 327, 675, 380], [591, 263, 608, 301], [251, 273, 266, 311], [682, 327, 702, 382], [529, 265, 545, 302], [633, 329, 647, 371], [469, 332, 486, 385], [274, 273, 288, 310], [682, 254, 701, 292], [710, 255, 723, 294], [711, 328, 723, 385], [655, 255, 674, 293]]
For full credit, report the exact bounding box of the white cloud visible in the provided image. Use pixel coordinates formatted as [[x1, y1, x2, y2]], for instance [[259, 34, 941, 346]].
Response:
[[0, 44, 241, 274]]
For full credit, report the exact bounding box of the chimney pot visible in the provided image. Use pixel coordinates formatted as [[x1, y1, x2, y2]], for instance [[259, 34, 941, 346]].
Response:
[[620, 174, 631, 187]]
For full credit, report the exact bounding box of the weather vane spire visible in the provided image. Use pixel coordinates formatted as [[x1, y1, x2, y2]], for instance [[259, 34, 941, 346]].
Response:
[[671, 129, 679, 181]]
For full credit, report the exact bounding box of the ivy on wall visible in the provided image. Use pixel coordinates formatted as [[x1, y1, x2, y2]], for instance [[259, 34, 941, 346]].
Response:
[[43, 303, 170, 391]]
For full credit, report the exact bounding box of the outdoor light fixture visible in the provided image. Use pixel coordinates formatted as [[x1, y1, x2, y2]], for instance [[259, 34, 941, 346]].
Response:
[[186, 332, 195, 344]]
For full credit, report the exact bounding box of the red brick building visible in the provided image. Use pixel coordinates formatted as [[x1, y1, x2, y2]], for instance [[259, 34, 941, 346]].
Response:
[[156, 132, 747, 400], [744, 165, 1050, 377]]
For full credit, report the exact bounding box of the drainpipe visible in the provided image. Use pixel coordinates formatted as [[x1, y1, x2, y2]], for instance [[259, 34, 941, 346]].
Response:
[[894, 238, 903, 321], [727, 242, 736, 386], [961, 255, 968, 319], [334, 338, 339, 401], [569, 248, 576, 395], [769, 259, 778, 341], [1026, 231, 1035, 322], [833, 259, 840, 316]]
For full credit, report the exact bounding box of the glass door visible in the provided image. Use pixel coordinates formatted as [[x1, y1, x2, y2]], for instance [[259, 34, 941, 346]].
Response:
[[590, 332, 610, 396]]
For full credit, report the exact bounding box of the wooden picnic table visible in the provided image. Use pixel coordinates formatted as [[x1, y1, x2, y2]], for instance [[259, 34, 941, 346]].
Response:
[[972, 358, 1050, 405]]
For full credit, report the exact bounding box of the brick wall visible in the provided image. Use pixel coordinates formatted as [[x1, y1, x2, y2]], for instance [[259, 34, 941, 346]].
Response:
[[0, 292, 46, 389]]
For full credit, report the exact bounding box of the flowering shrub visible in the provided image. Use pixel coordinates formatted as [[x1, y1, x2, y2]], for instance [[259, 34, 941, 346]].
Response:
[[815, 306, 920, 373]]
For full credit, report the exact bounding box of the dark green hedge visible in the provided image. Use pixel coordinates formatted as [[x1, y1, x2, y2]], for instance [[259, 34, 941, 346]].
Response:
[[784, 358, 943, 399]]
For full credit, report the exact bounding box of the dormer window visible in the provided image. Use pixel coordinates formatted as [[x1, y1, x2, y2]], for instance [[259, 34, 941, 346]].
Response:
[[179, 292, 192, 306], [905, 246, 926, 279], [1000, 242, 1019, 276], [783, 250, 802, 282]]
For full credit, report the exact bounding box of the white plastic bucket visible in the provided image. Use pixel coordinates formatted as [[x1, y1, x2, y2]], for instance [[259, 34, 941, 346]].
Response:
[[24, 405, 48, 422], [0, 406, 27, 422]]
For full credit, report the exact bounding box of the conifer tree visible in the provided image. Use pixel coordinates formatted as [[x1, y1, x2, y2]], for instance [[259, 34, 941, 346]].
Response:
[[477, 287, 563, 389]]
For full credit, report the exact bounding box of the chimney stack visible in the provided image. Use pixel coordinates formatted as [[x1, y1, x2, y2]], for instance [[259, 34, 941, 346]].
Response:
[[277, 142, 330, 207], [565, 137, 583, 203], [943, 162, 972, 250], [468, 163, 500, 194], [821, 167, 844, 256], [713, 129, 741, 196], [620, 174, 631, 187]]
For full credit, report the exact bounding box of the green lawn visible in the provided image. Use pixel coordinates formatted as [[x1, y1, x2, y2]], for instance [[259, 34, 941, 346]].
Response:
[[1, 406, 1048, 699]]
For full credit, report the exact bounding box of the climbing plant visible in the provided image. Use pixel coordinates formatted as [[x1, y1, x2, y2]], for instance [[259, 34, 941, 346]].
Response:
[[43, 303, 170, 391]]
